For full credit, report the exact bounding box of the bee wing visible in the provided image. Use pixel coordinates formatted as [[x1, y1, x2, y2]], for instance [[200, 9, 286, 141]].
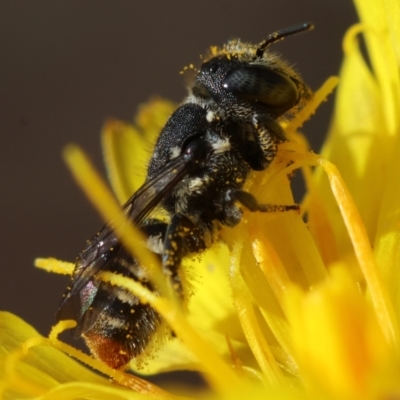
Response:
[[56, 155, 192, 324], [123, 155, 190, 225]]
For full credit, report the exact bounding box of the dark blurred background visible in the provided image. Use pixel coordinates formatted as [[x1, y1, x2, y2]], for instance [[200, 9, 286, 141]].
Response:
[[1, 1, 357, 341]]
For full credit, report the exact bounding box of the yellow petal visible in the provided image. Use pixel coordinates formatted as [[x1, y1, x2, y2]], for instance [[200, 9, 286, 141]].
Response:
[[382, 0, 400, 64], [245, 151, 327, 290], [374, 132, 400, 314], [353, 1, 400, 132], [317, 25, 387, 252], [285, 267, 398, 400], [102, 119, 148, 204], [102, 98, 176, 204], [0, 312, 134, 399], [231, 249, 285, 385]]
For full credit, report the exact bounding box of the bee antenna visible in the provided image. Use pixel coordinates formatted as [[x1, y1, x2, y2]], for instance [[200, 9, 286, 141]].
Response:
[[256, 22, 314, 58]]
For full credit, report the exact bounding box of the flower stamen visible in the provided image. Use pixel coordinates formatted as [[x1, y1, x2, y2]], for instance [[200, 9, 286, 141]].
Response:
[[318, 157, 400, 351]]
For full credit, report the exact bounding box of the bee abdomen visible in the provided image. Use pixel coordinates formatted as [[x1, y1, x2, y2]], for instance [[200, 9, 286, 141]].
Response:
[[82, 284, 161, 369]]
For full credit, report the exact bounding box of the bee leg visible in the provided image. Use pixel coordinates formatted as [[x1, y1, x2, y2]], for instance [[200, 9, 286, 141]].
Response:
[[252, 114, 286, 170], [162, 214, 206, 295], [223, 188, 299, 226]]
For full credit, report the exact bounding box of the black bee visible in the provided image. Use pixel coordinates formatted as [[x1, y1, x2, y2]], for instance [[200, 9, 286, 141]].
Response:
[[56, 23, 312, 369]]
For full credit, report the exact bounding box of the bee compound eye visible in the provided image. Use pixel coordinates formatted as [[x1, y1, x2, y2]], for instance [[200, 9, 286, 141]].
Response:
[[222, 65, 299, 109]]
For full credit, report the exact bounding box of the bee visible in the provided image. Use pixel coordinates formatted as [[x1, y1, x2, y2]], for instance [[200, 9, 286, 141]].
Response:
[[56, 23, 313, 369]]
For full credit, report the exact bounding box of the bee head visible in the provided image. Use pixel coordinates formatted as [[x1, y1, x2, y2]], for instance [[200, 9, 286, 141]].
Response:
[[189, 22, 313, 120]]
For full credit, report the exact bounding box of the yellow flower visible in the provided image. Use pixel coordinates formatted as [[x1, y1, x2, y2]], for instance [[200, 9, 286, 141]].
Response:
[[2, 0, 400, 398]]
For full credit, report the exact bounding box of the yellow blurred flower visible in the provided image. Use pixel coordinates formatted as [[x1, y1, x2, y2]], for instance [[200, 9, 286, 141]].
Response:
[[2, 0, 400, 398]]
